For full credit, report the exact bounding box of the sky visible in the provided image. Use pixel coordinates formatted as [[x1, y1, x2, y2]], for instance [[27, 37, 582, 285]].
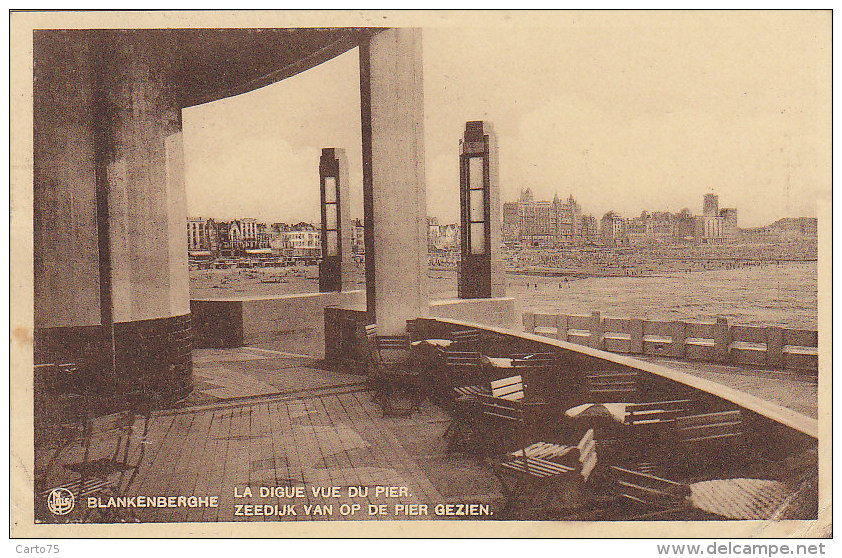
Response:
[[183, 12, 830, 229]]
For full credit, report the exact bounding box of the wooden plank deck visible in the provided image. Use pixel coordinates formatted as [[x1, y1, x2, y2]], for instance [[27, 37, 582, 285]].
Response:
[[105, 388, 452, 522]]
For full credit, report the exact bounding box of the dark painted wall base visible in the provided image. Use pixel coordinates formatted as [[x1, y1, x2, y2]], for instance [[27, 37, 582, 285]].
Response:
[[319, 258, 341, 293], [34, 313, 193, 403], [457, 257, 492, 299], [190, 300, 244, 348], [324, 307, 371, 365]]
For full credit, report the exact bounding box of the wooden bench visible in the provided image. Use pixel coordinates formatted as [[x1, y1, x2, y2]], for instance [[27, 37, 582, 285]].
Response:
[[586, 370, 640, 402]]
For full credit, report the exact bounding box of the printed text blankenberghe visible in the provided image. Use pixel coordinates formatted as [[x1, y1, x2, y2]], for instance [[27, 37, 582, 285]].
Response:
[[87, 496, 219, 509]]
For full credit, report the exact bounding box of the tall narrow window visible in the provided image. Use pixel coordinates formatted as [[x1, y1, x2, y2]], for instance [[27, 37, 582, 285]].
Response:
[[323, 176, 339, 257], [319, 147, 347, 293], [468, 156, 486, 254]]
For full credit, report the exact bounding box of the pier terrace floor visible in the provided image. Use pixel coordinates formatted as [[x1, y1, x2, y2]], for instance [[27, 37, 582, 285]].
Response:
[[123, 391, 486, 522], [38, 346, 817, 523], [39, 347, 500, 523]]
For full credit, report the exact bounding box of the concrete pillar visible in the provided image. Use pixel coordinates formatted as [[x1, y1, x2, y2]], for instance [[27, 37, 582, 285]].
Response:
[[556, 314, 568, 342], [629, 318, 644, 354], [714, 317, 730, 363], [457, 121, 505, 299], [366, 29, 428, 335], [671, 320, 686, 359], [488, 125, 506, 299], [103, 32, 191, 398], [523, 312, 535, 334], [33, 30, 191, 401], [589, 311, 603, 350], [106, 68, 188, 325], [767, 326, 784, 367], [34, 31, 102, 331], [359, 39, 376, 319]]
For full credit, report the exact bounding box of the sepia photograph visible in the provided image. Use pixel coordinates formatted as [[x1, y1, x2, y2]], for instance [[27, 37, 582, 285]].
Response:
[[9, 9, 831, 539]]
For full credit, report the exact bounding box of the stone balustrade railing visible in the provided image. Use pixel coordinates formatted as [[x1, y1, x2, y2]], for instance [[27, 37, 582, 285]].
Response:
[[523, 312, 817, 373]]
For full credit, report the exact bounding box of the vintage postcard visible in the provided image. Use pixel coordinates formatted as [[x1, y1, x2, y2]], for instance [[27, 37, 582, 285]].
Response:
[[9, 10, 831, 539]]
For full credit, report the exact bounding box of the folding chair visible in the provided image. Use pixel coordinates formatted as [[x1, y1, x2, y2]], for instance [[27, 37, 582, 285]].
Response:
[[443, 350, 488, 451], [490, 375, 524, 401], [360, 324, 380, 390], [450, 328, 481, 351], [374, 334, 421, 417], [37, 390, 157, 522], [671, 409, 747, 473], [585, 370, 640, 403], [619, 399, 695, 464], [445, 350, 486, 399], [610, 465, 691, 520], [481, 392, 597, 517]]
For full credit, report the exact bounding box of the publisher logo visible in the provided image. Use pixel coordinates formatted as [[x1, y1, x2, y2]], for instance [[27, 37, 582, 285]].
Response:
[[46, 488, 75, 516]]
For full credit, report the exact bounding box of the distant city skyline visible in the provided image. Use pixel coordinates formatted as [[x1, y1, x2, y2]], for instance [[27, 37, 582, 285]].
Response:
[[184, 13, 828, 229], [187, 188, 785, 231]]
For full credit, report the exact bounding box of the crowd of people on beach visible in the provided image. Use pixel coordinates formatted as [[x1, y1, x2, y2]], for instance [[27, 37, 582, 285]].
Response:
[[503, 240, 817, 278]]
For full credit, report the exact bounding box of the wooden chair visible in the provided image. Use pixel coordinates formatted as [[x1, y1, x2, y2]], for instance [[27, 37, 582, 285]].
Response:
[[503, 435, 597, 495], [35, 363, 83, 429], [406, 318, 451, 397], [510, 353, 557, 375], [443, 350, 487, 451], [510, 352, 559, 396], [479, 392, 597, 517], [490, 375, 524, 401], [445, 350, 486, 397], [450, 328, 481, 351], [610, 465, 691, 520], [405, 319, 427, 344], [625, 399, 694, 427], [37, 390, 157, 522], [374, 334, 422, 417], [34, 363, 88, 499], [450, 373, 543, 453], [360, 324, 381, 391], [568, 371, 641, 465], [509, 352, 557, 364], [481, 331, 510, 355], [613, 399, 695, 466], [512, 352, 582, 411], [672, 409, 746, 471], [585, 370, 640, 402], [406, 319, 455, 350]]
